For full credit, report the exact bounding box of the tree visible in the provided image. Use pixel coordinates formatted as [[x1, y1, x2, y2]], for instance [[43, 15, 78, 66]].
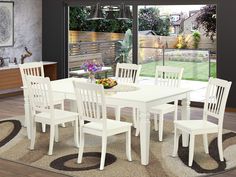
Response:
[[139, 7, 170, 36], [69, 6, 132, 33], [70, 7, 89, 30], [196, 5, 216, 41]]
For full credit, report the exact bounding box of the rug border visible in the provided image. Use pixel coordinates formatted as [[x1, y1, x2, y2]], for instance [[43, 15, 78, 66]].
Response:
[[1, 117, 236, 177]]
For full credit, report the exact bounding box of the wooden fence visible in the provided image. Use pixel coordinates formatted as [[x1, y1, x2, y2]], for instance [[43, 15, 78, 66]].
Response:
[[69, 31, 216, 68]]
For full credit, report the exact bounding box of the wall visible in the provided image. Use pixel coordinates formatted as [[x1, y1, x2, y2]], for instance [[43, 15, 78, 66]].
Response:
[[0, 0, 42, 63], [42, 0, 66, 78]]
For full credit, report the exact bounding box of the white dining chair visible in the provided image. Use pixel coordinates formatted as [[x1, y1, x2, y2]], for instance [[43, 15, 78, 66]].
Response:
[[19, 62, 65, 138], [135, 66, 184, 140], [172, 77, 232, 166], [73, 81, 132, 170], [27, 75, 79, 155], [113, 63, 142, 130]]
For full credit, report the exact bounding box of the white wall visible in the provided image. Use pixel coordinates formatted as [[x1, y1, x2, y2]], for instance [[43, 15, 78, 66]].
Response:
[[0, 0, 42, 63]]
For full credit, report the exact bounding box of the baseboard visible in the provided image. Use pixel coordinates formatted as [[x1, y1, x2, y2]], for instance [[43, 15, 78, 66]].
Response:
[[0, 91, 23, 99], [225, 107, 236, 112]]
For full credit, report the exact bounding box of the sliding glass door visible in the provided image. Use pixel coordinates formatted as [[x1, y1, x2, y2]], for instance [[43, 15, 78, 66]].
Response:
[[68, 4, 133, 76], [138, 5, 217, 81]]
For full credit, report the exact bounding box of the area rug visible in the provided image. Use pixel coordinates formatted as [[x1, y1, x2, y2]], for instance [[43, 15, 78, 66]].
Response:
[[1, 115, 236, 177]]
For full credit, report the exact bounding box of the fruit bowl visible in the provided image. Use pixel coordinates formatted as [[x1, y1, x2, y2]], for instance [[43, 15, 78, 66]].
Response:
[[96, 78, 117, 89]]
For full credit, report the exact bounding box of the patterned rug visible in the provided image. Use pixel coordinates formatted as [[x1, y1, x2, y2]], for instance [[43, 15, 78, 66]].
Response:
[[1, 115, 236, 177]]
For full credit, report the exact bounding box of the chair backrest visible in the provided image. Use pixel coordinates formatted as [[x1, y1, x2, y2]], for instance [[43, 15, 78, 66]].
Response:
[[115, 63, 142, 84], [203, 77, 232, 127], [155, 66, 184, 88], [26, 75, 54, 116], [19, 62, 44, 87], [73, 81, 107, 127]]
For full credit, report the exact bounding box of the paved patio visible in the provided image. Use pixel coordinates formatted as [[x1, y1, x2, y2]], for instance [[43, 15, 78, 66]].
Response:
[[139, 77, 207, 102]]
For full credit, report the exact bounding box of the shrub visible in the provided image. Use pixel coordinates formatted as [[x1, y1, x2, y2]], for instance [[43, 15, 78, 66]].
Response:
[[192, 31, 201, 49]]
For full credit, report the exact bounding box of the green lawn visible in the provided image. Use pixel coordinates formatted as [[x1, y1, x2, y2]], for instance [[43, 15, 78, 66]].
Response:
[[140, 61, 216, 81]]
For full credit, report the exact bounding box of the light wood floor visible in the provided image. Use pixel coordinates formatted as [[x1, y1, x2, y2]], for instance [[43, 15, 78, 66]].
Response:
[[0, 95, 236, 177]]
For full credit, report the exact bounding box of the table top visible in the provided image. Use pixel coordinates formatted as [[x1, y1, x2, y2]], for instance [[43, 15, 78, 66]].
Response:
[[51, 78, 192, 103]]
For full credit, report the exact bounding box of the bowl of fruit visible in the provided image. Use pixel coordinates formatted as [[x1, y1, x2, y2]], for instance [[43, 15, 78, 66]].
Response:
[[96, 78, 118, 89]]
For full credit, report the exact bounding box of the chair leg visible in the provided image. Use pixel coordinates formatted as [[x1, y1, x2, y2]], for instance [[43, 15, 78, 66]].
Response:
[[48, 125, 55, 155], [159, 113, 164, 141], [135, 111, 140, 137], [218, 133, 224, 161], [115, 106, 121, 121], [174, 101, 178, 121], [126, 129, 132, 161], [172, 127, 180, 157], [26, 115, 31, 140], [100, 136, 107, 170], [77, 129, 84, 164], [132, 108, 137, 128], [60, 101, 66, 128], [42, 124, 46, 133], [188, 134, 195, 166], [154, 114, 158, 131], [55, 125, 59, 142], [74, 119, 79, 148], [30, 122, 36, 150], [203, 134, 209, 154]]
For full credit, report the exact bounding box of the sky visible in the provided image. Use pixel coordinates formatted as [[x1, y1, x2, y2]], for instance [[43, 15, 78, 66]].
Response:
[[139, 5, 206, 16]]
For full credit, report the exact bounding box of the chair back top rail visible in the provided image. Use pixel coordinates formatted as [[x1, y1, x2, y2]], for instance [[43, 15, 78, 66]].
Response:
[[155, 66, 184, 88], [115, 63, 142, 84], [26, 75, 54, 116], [203, 77, 232, 124], [73, 81, 107, 127], [19, 62, 44, 86]]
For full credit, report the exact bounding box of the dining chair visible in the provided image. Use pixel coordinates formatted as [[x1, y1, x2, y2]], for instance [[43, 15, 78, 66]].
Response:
[[113, 63, 142, 130], [172, 77, 232, 166], [19, 62, 65, 138], [135, 66, 184, 140], [73, 81, 132, 170], [27, 75, 79, 155]]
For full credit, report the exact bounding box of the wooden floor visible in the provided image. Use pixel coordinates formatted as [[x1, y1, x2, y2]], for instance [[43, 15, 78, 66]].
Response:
[[0, 95, 236, 177]]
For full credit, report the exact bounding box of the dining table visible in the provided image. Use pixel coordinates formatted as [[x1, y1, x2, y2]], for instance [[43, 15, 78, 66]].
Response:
[[23, 77, 192, 165]]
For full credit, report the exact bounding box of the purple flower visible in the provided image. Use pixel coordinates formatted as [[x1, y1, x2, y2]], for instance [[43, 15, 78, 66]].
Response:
[[81, 60, 103, 73]]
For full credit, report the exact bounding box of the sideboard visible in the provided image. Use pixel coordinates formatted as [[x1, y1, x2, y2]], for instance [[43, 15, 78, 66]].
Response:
[[0, 62, 57, 97]]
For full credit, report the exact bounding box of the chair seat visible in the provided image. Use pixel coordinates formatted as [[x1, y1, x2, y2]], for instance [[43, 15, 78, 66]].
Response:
[[150, 104, 175, 114], [174, 120, 218, 134], [35, 109, 78, 124], [83, 119, 132, 136]]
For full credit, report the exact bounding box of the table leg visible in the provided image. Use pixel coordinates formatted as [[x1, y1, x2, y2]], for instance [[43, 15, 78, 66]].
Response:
[[181, 93, 190, 147], [139, 111, 150, 165]]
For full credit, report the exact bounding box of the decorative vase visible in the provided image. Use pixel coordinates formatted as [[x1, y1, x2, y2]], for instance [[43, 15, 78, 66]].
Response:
[[88, 71, 95, 83]]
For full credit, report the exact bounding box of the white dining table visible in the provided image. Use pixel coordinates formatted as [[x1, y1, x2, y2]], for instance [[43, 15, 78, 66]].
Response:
[[46, 77, 191, 165]]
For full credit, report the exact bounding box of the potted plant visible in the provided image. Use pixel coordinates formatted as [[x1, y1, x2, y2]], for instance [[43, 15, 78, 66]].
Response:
[[115, 29, 132, 64]]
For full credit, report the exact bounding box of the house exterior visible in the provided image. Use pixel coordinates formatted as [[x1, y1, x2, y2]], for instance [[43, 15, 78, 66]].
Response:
[[168, 13, 185, 35], [182, 10, 216, 52], [183, 10, 205, 35]]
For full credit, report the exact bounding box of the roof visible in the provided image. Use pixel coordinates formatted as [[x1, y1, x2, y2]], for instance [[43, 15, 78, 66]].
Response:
[[138, 30, 157, 35]]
